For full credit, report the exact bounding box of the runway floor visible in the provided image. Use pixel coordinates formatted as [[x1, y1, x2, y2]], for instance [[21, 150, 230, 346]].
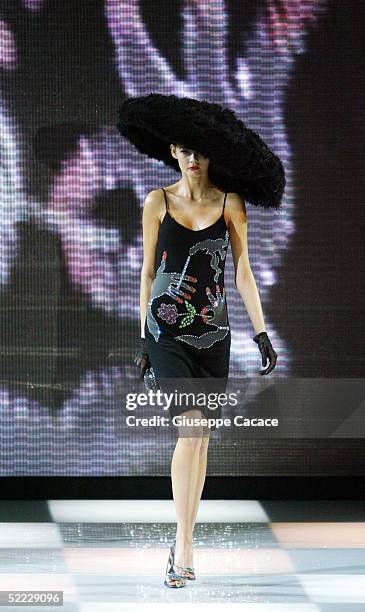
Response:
[[0, 500, 364, 610]]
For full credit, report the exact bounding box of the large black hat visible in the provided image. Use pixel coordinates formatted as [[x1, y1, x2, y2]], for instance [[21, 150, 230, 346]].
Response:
[[116, 93, 285, 209]]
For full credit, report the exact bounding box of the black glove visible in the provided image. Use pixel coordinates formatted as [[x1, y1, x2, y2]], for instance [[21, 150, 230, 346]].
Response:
[[253, 331, 277, 375], [133, 337, 151, 379]]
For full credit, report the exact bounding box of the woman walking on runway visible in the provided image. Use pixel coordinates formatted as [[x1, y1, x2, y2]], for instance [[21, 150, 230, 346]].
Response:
[[117, 93, 285, 588]]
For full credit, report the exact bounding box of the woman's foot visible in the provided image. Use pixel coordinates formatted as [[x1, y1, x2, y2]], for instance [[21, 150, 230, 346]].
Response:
[[173, 537, 195, 580], [164, 543, 187, 588]]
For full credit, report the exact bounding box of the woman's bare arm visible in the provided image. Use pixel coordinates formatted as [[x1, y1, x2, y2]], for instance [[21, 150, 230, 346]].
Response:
[[140, 189, 163, 338], [226, 193, 266, 336]]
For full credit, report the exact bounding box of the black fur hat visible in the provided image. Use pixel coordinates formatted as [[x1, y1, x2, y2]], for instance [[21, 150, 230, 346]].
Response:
[[117, 93, 285, 209]]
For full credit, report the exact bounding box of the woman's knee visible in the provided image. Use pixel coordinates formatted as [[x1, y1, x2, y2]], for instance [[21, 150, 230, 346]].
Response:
[[176, 409, 207, 437], [176, 428, 210, 453], [177, 434, 203, 452]]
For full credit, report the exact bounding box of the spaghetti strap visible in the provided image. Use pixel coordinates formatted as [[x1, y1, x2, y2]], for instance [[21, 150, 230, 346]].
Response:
[[222, 192, 228, 213], [161, 187, 169, 211]]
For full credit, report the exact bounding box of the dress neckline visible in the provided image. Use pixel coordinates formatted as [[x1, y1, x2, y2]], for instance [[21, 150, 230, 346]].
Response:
[[163, 209, 226, 233]]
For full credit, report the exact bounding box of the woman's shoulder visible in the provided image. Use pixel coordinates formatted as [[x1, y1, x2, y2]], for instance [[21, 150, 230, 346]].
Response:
[[225, 192, 246, 211], [155, 182, 179, 196], [145, 187, 164, 201], [224, 193, 247, 228], [143, 189, 166, 224]]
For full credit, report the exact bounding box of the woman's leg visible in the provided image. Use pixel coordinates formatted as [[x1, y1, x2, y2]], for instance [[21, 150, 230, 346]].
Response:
[[171, 409, 205, 569], [189, 432, 210, 533]]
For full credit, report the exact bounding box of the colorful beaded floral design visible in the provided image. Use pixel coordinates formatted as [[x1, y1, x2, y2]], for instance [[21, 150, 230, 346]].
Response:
[[157, 302, 179, 324], [179, 300, 197, 328]]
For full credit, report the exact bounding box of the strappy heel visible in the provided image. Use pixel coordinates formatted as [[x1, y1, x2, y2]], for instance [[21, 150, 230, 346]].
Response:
[[172, 539, 196, 581], [164, 542, 187, 588]]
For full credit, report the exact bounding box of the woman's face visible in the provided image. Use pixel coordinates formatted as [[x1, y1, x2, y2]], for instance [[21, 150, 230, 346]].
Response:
[[170, 143, 210, 175]]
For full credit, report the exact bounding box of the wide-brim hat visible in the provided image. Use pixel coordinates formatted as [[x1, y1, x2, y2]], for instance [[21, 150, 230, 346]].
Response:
[[116, 93, 285, 209]]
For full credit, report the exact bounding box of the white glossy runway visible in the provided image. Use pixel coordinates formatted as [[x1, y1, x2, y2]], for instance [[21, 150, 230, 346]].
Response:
[[0, 500, 364, 610]]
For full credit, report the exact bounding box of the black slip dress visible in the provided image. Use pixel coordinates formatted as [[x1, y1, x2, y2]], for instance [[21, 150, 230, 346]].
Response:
[[144, 187, 231, 429]]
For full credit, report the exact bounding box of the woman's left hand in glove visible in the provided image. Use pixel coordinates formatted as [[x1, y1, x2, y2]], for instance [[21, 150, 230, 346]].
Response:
[[253, 331, 277, 375]]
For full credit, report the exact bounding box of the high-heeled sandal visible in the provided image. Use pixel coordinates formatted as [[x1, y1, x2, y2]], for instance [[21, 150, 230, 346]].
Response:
[[164, 542, 187, 588], [172, 539, 196, 580]]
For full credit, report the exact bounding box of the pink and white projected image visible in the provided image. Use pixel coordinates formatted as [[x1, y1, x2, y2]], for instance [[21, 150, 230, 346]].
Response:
[[0, 0, 328, 475]]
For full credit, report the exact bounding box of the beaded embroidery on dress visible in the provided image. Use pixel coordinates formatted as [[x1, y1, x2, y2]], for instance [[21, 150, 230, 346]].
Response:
[[146, 188, 230, 350]]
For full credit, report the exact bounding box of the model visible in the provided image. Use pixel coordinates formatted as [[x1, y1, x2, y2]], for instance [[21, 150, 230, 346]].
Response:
[[117, 93, 285, 588]]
